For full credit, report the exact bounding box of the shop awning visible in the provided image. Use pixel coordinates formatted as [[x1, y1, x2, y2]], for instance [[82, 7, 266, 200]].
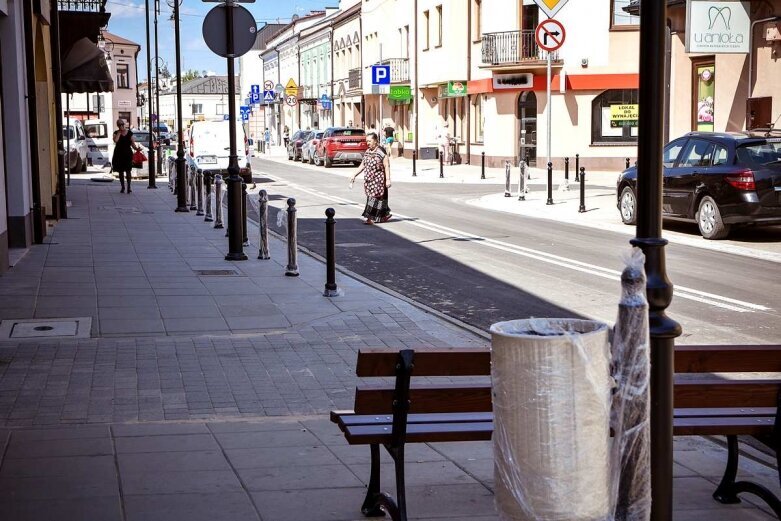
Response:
[[61, 38, 114, 93]]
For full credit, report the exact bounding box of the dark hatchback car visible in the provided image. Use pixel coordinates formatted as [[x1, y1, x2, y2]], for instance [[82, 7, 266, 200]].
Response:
[[617, 131, 781, 239], [286, 130, 313, 162]]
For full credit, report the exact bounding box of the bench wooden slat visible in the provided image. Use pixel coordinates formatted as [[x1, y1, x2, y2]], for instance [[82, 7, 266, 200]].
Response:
[[355, 384, 492, 415], [356, 348, 491, 377], [675, 345, 781, 373], [344, 421, 494, 445], [673, 415, 775, 436], [674, 380, 781, 408], [336, 412, 494, 430], [673, 407, 776, 417]]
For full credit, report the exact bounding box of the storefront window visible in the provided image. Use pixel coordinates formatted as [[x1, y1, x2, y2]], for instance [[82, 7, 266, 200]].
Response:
[[472, 94, 484, 143], [591, 89, 639, 144], [693, 62, 715, 132]]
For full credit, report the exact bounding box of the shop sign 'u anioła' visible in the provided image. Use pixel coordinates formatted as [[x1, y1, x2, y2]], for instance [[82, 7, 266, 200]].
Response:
[[533, 0, 569, 19]]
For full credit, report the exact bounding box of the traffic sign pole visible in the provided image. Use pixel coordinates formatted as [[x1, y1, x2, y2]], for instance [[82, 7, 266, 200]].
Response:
[[547, 50, 552, 171]]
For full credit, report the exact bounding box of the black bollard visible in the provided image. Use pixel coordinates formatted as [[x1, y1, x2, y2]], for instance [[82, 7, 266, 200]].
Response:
[[546, 162, 554, 205], [241, 181, 248, 246], [579, 167, 586, 213], [285, 198, 299, 276], [504, 161, 511, 197], [195, 171, 204, 216], [518, 160, 526, 201], [258, 190, 270, 260], [213, 174, 224, 229], [626, 157, 631, 170], [564, 157, 569, 182], [324, 208, 339, 297], [412, 150, 417, 177], [204, 174, 213, 222], [481, 151, 485, 180], [439, 151, 444, 178], [188, 166, 197, 211], [575, 153, 581, 182]]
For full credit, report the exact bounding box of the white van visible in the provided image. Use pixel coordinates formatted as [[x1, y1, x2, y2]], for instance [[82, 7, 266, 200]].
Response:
[[62, 119, 88, 172], [83, 119, 114, 168], [187, 120, 251, 179]]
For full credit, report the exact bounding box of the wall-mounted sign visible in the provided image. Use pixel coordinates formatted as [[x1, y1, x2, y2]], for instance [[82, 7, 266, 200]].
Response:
[[440, 81, 466, 98], [388, 86, 412, 101], [118, 100, 131, 107], [686, 0, 751, 54], [610, 104, 639, 127], [492, 73, 534, 90]]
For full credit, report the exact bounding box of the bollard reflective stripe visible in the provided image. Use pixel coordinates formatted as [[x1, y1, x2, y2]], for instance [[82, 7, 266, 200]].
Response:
[[214, 174, 224, 229], [504, 161, 511, 197], [546, 162, 554, 205], [204, 174, 213, 222], [258, 190, 270, 260], [324, 208, 338, 297], [285, 198, 299, 276], [579, 167, 586, 213], [195, 171, 204, 216]]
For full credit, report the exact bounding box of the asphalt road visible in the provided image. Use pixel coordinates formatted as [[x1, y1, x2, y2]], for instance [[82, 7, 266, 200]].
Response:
[[249, 156, 780, 345]]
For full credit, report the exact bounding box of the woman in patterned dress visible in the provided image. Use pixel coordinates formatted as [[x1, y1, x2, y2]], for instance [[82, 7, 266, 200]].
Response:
[[350, 132, 392, 224]]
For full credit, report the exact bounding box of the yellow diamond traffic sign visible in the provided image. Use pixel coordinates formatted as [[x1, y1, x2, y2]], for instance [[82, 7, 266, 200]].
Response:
[[533, 0, 569, 19], [285, 78, 298, 96]]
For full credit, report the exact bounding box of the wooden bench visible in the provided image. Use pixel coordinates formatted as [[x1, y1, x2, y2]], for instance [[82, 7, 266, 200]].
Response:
[[331, 345, 781, 521]]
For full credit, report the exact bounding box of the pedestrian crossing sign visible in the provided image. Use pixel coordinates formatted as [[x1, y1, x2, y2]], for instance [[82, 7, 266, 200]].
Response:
[[532, 0, 569, 18], [263, 90, 275, 103]]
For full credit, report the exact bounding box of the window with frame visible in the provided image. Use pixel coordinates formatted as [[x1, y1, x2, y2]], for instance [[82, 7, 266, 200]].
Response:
[[191, 104, 203, 115], [116, 64, 130, 89], [611, 0, 639, 29], [472, 0, 482, 42], [423, 10, 430, 50], [472, 94, 485, 143], [436, 5, 443, 47], [591, 89, 639, 144]]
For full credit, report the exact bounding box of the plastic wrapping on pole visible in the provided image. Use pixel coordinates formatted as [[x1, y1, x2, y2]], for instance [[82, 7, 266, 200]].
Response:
[[518, 161, 526, 201], [285, 198, 299, 276], [579, 167, 586, 213], [611, 248, 652, 521], [490, 319, 612, 521], [188, 166, 197, 211], [257, 190, 270, 260], [412, 150, 417, 177], [241, 181, 249, 246], [195, 171, 204, 216], [213, 175, 224, 229], [546, 162, 554, 205], [575, 154, 581, 182], [504, 161, 511, 197], [175, 157, 188, 212], [481, 152, 486, 180], [323, 208, 339, 297], [204, 175, 213, 222]]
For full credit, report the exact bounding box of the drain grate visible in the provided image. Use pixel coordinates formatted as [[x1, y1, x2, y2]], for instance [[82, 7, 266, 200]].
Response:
[[0, 318, 92, 340], [194, 269, 239, 276]]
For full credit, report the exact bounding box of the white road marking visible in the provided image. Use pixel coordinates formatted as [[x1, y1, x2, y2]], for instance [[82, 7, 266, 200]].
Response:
[[262, 174, 771, 314]]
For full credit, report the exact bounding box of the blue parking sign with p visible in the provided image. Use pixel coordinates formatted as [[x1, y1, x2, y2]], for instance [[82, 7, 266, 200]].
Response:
[[250, 92, 260, 104], [372, 65, 391, 85]]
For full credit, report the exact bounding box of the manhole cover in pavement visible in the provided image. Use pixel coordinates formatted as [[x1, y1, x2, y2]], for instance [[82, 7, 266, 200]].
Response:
[[194, 269, 239, 276], [0, 318, 92, 340], [336, 243, 374, 248]]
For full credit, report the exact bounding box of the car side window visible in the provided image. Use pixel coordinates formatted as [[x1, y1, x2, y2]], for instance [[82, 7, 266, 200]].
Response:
[[679, 139, 715, 168], [663, 140, 685, 168], [712, 145, 729, 166]]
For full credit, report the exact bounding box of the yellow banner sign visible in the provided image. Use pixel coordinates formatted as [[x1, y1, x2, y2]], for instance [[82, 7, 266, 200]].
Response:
[[610, 104, 639, 121]]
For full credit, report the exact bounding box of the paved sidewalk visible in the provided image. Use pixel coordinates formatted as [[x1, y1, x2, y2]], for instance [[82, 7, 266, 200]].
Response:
[[0, 175, 776, 520]]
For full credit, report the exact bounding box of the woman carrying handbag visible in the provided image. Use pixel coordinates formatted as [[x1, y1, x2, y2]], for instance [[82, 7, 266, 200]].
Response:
[[112, 119, 143, 193]]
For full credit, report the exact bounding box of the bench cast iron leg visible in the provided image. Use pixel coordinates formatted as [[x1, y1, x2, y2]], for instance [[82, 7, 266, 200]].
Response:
[[391, 445, 407, 521], [361, 444, 385, 517], [713, 435, 781, 518]]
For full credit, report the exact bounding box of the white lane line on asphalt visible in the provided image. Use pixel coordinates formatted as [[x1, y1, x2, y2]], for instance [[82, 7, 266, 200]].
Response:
[[264, 175, 770, 314]]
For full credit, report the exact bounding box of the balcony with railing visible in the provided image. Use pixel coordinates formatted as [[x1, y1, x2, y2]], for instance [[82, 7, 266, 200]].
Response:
[[481, 30, 559, 67], [58, 0, 107, 12], [379, 58, 410, 83]]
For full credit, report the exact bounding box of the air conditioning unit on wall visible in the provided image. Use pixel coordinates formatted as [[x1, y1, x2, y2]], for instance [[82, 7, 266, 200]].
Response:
[[766, 23, 781, 42]]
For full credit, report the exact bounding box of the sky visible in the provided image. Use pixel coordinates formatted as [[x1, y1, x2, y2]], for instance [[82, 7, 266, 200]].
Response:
[[105, 0, 335, 81]]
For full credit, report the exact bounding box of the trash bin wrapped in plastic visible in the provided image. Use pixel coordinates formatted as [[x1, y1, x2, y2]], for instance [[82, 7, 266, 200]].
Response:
[[610, 248, 651, 521], [490, 318, 612, 521]]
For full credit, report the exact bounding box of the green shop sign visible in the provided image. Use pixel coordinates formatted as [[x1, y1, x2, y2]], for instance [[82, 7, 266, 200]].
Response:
[[447, 81, 467, 97], [388, 86, 412, 101]]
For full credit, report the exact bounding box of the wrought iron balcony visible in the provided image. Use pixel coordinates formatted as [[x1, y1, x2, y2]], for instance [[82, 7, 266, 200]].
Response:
[[378, 58, 410, 83], [58, 0, 107, 12], [481, 30, 558, 66], [348, 68, 361, 90]]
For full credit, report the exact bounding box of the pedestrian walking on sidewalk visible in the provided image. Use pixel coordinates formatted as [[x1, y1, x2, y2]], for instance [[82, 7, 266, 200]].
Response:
[[350, 132, 392, 225], [283, 126, 290, 148], [112, 119, 141, 193], [264, 128, 271, 153]]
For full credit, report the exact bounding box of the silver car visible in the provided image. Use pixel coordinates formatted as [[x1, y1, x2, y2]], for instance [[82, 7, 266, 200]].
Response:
[[301, 130, 324, 164]]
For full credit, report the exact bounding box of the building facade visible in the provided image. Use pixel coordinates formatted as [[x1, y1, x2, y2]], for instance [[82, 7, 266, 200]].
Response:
[[158, 76, 242, 132], [332, 3, 362, 129]]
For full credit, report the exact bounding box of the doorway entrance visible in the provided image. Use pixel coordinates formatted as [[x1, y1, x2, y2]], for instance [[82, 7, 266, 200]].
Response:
[[746, 97, 772, 130], [518, 91, 537, 166]]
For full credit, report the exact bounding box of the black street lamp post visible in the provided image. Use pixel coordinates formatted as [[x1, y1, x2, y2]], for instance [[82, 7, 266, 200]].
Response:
[[145, 0, 157, 188], [631, 2, 682, 520], [172, 0, 188, 212], [224, 0, 247, 260], [154, 0, 163, 178]]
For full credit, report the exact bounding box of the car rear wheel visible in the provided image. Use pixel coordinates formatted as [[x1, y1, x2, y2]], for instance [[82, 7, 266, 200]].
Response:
[[309, 152, 315, 165], [619, 186, 637, 225], [324, 155, 332, 168], [697, 196, 731, 240]]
